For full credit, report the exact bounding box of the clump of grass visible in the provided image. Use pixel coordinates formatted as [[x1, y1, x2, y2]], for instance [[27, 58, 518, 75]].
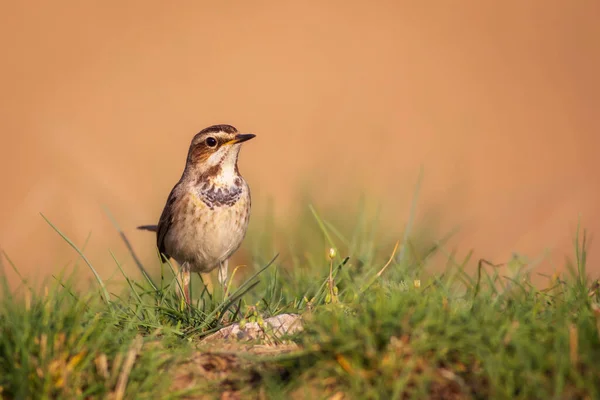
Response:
[[0, 271, 184, 399], [259, 226, 600, 399]]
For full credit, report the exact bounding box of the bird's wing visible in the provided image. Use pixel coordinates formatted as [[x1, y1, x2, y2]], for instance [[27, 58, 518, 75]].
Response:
[[156, 188, 179, 261]]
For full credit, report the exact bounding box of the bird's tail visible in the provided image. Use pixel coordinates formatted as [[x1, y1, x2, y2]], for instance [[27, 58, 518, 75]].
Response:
[[137, 225, 158, 232]]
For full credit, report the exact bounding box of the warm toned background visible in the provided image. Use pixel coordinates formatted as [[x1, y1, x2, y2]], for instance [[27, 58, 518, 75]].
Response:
[[1, 1, 599, 288]]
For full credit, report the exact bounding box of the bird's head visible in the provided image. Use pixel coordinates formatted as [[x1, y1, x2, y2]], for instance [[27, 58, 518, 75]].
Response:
[[185, 124, 255, 179]]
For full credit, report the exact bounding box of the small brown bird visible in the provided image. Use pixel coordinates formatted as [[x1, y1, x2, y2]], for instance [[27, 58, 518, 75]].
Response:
[[138, 124, 255, 305]]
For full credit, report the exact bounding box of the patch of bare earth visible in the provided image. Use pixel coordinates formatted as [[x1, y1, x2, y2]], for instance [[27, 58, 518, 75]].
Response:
[[168, 315, 475, 400], [171, 314, 302, 399]]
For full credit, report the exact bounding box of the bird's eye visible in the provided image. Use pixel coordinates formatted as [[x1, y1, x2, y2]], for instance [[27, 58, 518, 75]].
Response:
[[205, 137, 217, 147]]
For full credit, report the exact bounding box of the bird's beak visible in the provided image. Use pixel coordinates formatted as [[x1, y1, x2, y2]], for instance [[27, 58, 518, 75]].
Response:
[[225, 133, 256, 146]]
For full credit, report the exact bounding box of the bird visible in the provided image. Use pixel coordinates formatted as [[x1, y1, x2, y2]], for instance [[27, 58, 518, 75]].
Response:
[[138, 124, 255, 305]]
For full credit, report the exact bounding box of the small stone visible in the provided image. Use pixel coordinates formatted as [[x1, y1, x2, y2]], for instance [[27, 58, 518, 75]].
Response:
[[203, 313, 303, 343]]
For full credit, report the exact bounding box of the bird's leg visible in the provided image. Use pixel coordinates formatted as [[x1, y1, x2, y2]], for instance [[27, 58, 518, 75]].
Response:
[[181, 262, 191, 307], [218, 259, 229, 297]]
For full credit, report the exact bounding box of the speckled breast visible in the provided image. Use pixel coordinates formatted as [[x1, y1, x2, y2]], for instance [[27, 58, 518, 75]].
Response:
[[166, 180, 251, 272]]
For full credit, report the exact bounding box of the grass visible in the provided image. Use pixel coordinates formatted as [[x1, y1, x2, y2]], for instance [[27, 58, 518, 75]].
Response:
[[1, 198, 599, 399]]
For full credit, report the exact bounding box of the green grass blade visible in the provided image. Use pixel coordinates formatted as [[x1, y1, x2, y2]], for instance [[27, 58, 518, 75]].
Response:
[[40, 213, 111, 303]]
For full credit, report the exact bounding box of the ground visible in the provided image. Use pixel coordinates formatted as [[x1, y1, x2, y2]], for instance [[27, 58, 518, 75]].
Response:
[[1, 213, 599, 399]]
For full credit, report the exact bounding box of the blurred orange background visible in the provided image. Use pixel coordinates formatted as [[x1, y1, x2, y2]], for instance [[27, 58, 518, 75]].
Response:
[[1, 1, 599, 287]]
